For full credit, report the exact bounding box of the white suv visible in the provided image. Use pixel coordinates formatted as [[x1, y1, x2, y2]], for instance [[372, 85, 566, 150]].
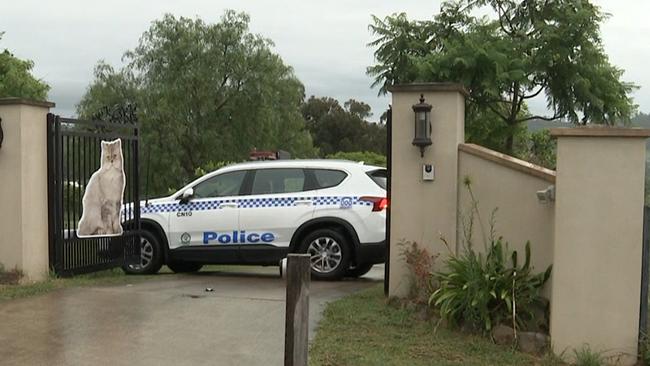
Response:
[[125, 160, 387, 280]]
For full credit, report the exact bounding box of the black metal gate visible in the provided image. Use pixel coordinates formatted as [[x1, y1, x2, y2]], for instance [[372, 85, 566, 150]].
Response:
[[640, 206, 650, 346], [46, 107, 141, 276], [384, 106, 392, 296]]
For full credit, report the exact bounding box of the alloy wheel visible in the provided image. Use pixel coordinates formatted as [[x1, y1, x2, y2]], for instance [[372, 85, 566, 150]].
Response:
[[307, 237, 343, 273], [128, 237, 154, 270]]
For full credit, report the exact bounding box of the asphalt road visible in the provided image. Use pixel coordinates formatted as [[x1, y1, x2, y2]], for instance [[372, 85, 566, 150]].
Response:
[[0, 265, 383, 366]]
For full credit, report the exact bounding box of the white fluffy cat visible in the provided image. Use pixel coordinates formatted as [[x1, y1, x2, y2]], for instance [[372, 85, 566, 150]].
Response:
[[77, 139, 126, 237]]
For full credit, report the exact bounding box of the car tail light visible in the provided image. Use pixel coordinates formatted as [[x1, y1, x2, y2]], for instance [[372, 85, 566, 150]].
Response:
[[359, 196, 388, 212]]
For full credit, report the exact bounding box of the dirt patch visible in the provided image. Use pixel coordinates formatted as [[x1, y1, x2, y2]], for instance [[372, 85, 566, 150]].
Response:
[[0, 268, 23, 285]]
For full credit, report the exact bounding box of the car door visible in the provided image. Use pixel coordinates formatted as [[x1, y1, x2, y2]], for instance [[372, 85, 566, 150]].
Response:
[[167, 170, 248, 262], [238, 168, 317, 263]]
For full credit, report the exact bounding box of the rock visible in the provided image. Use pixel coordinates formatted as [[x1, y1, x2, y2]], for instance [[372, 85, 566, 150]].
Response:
[[517, 331, 549, 355], [492, 324, 516, 345]]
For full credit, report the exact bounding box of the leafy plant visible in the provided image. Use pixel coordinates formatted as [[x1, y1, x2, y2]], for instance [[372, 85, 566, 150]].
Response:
[[430, 239, 551, 332], [398, 241, 438, 304], [573, 345, 606, 366], [430, 179, 552, 333]]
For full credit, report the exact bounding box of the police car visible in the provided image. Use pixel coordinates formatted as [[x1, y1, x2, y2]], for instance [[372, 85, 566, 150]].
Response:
[[125, 160, 387, 280]]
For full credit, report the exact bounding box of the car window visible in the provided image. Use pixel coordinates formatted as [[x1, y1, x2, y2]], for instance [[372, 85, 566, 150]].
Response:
[[252, 169, 305, 194], [313, 169, 347, 189], [367, 169, 387, 190], [193, 171, 247, 198]]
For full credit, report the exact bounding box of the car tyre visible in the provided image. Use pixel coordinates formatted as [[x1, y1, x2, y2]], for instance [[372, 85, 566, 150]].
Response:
[[298, 228, 350, 281], [346, 263, 374, 278], [167, 262, 203, 273], [123, 231, 163, 275]]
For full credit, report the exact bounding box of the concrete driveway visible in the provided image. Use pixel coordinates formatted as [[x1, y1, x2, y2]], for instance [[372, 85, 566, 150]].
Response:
[[0, 265, 383, 366]]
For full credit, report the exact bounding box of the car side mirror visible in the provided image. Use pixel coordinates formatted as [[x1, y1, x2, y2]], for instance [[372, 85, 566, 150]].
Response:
[[180, 188, 194, 204]]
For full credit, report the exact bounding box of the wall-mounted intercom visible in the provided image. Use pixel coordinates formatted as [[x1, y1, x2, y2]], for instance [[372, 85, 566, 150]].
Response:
[[423, 164, 434, 181]]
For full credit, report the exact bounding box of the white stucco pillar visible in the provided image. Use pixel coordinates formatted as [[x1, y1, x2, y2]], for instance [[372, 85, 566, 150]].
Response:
[[0, 98, 55, 281], [387, 83, 466, 297], [550, 127, 650, 365]]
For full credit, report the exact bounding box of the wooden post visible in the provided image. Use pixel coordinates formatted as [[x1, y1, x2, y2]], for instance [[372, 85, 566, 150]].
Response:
[[284, 253, 310, 366]]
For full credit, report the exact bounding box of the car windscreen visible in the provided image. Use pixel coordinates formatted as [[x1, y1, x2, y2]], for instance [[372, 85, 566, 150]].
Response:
[[367, 169, 387, 190]]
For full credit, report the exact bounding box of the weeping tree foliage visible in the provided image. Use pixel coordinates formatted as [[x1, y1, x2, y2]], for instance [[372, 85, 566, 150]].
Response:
[[301, 96, 387, 156], [77, 11, 316, 196], [0, 32, 50, 100], [368, 0, 637, 153]]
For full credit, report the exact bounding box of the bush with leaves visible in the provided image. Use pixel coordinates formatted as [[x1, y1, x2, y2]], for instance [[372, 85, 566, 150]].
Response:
[[521, 130, 557, 170], [431, 239, 551, 332], [429, 179, 552, 333], [193, 161, 239, 179], [573, 345, 607, 366], [326, 151, 386, 167], [398, 241, 438, 304]]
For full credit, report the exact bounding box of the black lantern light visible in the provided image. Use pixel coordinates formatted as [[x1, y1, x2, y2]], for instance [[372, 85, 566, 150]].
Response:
[[412, 94, 432, 157]]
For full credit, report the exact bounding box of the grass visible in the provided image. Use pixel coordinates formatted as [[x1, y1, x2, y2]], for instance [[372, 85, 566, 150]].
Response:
[[0, 264, 278, 302], [310, 285, 564, 366], [0, 268, 159, 301], [572, 346, 606, 366]]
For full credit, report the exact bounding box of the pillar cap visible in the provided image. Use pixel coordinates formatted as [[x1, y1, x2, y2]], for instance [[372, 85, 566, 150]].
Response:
[[0, 98, 55, 108], [387, 82, 469, 97], [550, 126, 650, 138]]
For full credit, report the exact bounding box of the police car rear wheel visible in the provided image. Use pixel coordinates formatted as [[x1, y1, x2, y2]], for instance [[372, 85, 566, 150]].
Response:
[[300, 229, 350, 280], [346, 263, 374, 278], [167, 262, 203, 273], [123, 231, 163, 275]]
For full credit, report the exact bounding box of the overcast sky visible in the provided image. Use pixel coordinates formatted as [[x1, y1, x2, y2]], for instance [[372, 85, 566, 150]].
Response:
[[1, 0, 649, 119]]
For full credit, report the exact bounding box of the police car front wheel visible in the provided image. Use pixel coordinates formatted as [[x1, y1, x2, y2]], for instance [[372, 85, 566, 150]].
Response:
[[299, 229, 350, 281], [167, 262, 203, 273], [123, 231, 163, 275]]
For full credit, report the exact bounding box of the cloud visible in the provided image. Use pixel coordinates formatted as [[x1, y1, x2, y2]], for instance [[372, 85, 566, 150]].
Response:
[[1, 0, 646, 120]]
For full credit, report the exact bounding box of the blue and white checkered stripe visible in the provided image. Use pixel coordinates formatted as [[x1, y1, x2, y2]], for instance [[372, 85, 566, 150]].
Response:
[[238, 197, 297, 208], [139, 196, 372, 214]]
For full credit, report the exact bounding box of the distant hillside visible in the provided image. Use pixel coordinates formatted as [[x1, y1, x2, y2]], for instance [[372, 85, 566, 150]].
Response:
[[526, 119, 570, 132], [526, 112, 650, 131], [632, 112, 650, 128]]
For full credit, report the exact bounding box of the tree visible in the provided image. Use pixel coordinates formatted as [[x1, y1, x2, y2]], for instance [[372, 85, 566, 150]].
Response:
[[368, 0, 636, 153], [0, 32, 49, 100], [301, 96, 387, 156], [632, 112, 650, 128], [326, 151, 386, 167], [78, 11, 316, 196]]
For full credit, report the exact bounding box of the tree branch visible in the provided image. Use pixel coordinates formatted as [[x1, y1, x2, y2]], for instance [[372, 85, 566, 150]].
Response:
[[486, 102, 510, 122], [496, 2, 516, 37], [522, 84, 546, 99], [515, 113, 562, 123], [509, 81, 520, 124]]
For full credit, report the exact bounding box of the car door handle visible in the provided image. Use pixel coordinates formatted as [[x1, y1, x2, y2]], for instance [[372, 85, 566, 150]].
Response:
[[219, 202, 239, 209], [294, 200, 312, 206]]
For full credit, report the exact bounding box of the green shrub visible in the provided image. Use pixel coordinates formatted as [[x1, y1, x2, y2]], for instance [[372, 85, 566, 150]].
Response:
[[326, 151, 386, 167], [194, 161, 238, 178], [398, 241, 438, 304], [520, 130, 557, 170], [430, 239, 551, 332], [573, 345, 606, 366], [429, 177, 552, 333]]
